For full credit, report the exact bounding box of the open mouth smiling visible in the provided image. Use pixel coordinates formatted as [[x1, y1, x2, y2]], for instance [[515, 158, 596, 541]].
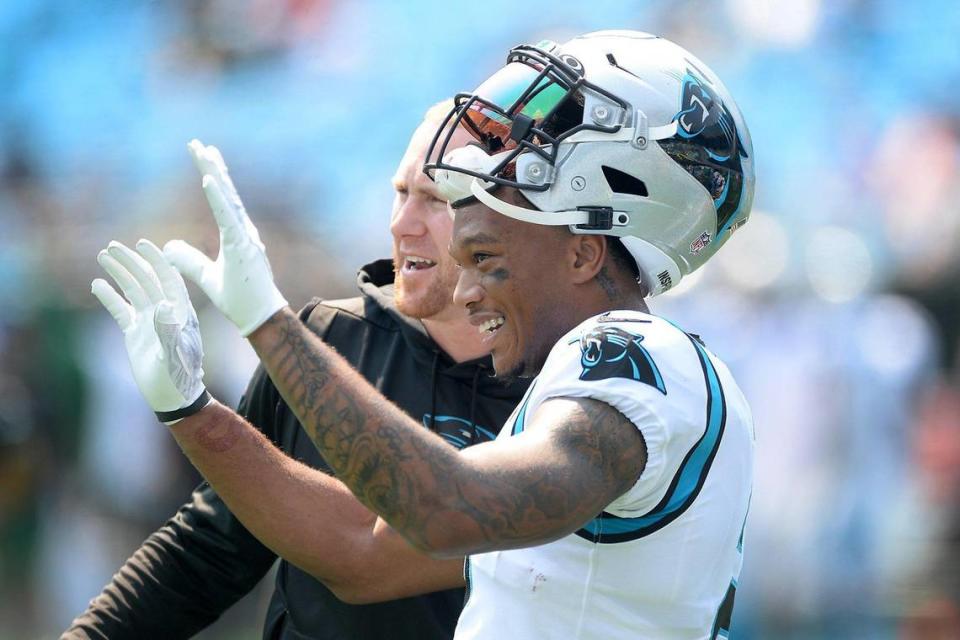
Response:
[[478, 316, 504, 334], [402, 255, 436, 271]]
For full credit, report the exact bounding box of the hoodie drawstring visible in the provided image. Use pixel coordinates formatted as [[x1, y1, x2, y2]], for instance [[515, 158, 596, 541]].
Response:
[[429, 352, 484, 445], [429, 350, 440, 431], [468, 365, 481, 443]]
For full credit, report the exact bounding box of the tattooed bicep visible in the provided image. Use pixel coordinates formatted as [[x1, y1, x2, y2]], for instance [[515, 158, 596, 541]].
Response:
[[530, 397, 647, 507]]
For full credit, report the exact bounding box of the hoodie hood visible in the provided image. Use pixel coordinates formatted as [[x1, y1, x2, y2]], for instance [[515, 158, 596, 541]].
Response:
[[356, 258, 527, 401]]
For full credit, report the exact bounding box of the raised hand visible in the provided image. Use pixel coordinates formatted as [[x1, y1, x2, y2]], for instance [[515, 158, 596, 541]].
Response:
[[91, 239, 210, 423], [164, 139, 289, 337]]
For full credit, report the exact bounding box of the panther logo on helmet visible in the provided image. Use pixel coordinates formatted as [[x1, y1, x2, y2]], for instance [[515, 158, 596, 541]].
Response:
[[675, 70, 746, 163], [669, 69, 752, 236]]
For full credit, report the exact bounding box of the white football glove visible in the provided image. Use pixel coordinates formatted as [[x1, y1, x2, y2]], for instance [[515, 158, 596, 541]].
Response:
[[91, 239, 210, 424], [164, 140, 288, 337]]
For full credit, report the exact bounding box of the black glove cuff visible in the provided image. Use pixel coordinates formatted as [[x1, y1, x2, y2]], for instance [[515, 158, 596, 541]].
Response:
[[156, 389, 212, 424]]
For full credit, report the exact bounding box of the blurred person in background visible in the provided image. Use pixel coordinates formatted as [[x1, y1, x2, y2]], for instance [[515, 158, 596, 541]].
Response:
[[898, 380, 960, 640], [63, 104, 528, 640]]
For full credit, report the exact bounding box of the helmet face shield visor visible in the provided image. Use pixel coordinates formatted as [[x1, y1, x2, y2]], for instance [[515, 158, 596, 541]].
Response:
[[462, 62, 572, 155], [424, 43, 629, 192]]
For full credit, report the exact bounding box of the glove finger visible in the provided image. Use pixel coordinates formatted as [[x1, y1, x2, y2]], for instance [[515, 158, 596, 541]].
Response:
[[204, 145, 242, 198], [197, 144, 251, 233], [91, 278, 134, 331], [136, 239, 190, 307], [188, 140, 238, 196], [208, 153, 262, 245], [187, 139, 218, 177], [187, 142, 246, 247], [189, 141, 240, 220], [107, 241, 164, 304], [163, 239, 213, 288], [188, 141, 258, 245], [98, 250, 150, 310], [202, 174, 247, 246]]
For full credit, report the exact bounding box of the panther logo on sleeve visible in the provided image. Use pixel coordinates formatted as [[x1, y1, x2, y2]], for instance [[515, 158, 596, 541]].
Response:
[[576, 326, 667, 394]]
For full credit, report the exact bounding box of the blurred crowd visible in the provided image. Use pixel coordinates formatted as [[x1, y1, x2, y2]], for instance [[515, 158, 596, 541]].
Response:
[[0, 0, 958, 638]]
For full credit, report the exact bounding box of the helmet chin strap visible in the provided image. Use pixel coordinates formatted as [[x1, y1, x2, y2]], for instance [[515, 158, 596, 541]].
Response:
[[469, 178, 679, 297], [469, 179, 592, 226]]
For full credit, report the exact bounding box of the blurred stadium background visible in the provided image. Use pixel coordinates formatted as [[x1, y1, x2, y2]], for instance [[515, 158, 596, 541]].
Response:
[[1, 0, 959, 638]]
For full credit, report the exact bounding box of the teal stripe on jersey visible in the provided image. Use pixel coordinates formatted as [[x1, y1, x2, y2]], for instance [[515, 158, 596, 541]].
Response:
[[463, 557, 473, 608], [577, 334, 727, 542], [511, 382, 537, 435]]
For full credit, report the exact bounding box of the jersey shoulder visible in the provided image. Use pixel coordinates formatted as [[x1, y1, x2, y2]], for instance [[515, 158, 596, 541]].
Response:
[[520, 311, 713, 515], [529, 311, 751, 519], [536, 310, 696, 397], [519, 309, 698, 448]]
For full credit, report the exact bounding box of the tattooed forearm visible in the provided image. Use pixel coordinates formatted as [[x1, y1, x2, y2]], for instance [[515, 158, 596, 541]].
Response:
[[251, 309, 449, 541], [248, 308, 645, 555], [441, 397, 646, 553]]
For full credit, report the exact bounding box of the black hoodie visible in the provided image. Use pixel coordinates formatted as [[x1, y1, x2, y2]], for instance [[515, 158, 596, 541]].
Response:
[[64, 260, 529, 640]]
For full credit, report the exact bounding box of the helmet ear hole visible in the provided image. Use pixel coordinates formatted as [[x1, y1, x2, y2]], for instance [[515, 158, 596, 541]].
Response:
[[601, 165, 648, 197]]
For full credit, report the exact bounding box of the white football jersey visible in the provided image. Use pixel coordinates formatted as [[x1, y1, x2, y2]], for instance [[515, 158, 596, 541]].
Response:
[[454, 310, 754, 640]]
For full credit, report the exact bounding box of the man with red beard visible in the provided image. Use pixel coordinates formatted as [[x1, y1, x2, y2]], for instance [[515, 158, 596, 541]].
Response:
[[64, 105, 528, 640]]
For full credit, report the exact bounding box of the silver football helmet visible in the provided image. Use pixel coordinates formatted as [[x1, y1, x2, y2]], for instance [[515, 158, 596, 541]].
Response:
[[424, 30, 755, 296]]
